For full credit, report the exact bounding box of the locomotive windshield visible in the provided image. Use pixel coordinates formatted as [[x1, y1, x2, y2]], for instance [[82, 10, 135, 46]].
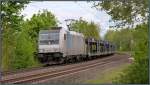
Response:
[[39, 30, 60, 45]]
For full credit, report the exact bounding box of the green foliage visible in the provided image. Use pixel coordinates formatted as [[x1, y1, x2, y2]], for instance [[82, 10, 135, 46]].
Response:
[[99, 0, 149, 83], [1, 1, 58, 70], [70, 18, 100, 39], [93, 0, 148, 27], [1, 1, 28, 31], [109, 23, 148, 84], [132, 23, 148, 53], [105, 28, 133, 51], [24, 10, 58, 57], [25, 9, 58, 41], [1, 1, 29, 70], [11, 30, 37, 70]]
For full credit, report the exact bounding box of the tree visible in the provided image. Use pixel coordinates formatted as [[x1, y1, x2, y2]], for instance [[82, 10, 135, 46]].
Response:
[[24, 9, 58, 59], [94, 0, 148, 83], [1, 1, 28, 70], [105, 28, 133, 51], [1, 1, 58, 70], [93, 0, 148, 27], [11, 29, 37, 70], [70, 18, 100, 39], [112, 23, 148, 84], [24, 9, 58, 41]]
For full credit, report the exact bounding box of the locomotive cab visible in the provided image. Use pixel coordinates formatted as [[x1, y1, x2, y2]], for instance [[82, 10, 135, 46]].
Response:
[[38, 27, 63, 63]]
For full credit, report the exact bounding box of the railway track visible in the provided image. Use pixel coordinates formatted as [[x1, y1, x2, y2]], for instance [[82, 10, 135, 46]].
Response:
[[2, 54, 113, 76], [0, 54, 130, 84]]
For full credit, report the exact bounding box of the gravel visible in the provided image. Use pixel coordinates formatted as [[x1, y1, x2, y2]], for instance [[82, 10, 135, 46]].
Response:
[[42, 53, 131, 84], [2, 53, 131, 84]]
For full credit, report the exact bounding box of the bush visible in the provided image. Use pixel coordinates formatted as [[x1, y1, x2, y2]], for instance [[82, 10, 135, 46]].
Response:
[[113, 23, 148, 84], [11, 31, 38, 70]]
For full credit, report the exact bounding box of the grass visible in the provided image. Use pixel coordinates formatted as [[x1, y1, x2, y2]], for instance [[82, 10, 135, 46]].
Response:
[[86, 63, 130, 84]]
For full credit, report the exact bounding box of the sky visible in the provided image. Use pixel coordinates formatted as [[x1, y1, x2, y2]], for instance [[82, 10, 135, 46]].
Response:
[[21, 1, 112, 37]]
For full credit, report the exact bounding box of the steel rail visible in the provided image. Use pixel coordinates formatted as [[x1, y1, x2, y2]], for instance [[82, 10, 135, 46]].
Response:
[[1, 55, 126, 84], [2, 54, 115, 81]]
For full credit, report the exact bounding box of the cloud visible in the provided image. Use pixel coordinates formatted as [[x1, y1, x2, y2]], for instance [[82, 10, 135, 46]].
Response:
[[21, 1, 111, 37]]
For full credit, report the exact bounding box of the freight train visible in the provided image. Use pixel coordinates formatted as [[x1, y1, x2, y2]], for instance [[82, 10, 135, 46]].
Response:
[[37, 27, 116, 64]]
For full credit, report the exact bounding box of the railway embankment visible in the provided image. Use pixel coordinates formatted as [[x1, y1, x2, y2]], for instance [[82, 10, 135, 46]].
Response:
[[45, 53, 131, 84], [0, 53, 131, 84]]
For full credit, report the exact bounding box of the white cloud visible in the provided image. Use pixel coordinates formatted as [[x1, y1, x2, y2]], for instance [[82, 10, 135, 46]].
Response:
[[21, 1, 112, 37]]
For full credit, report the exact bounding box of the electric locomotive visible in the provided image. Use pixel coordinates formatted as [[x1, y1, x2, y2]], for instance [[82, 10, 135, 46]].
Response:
[[38, 27, 86, 64], [37, 27, 115, 64]]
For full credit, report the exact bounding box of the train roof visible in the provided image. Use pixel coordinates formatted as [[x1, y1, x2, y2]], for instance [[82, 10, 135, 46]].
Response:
[[39, 27, 84, 37], [67, 31, 84, 37], [39, 27, 62, 33]]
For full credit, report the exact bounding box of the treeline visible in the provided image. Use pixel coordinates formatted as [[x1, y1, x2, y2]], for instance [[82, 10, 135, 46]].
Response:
[[1, 1, 100, 71], [105, 23, 148, 52], [104, 23, 148, 83], [70, 18, 100, 39], [2, 1, 58, 71], [94, 0, 148, 83]]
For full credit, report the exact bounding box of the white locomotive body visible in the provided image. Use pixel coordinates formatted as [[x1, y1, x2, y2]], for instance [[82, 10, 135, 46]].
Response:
[[38, 27, 86, 63]]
